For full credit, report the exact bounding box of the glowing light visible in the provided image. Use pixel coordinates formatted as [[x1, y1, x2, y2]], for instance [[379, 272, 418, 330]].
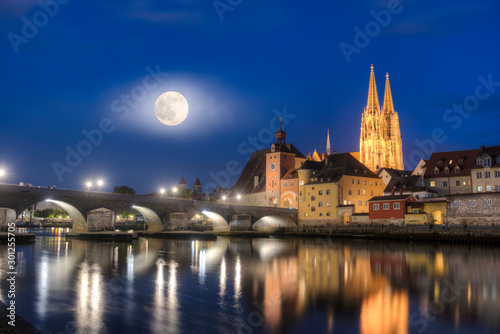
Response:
[[236, 195, 241, 200], [97, 179, 103, 192], [0, 169, 5, 183], [160, 188, 165, 197], [86, 181, 92, 191], [222, 196, 226, 200]]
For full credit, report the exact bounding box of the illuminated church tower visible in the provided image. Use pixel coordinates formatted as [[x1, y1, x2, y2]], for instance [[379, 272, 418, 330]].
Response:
[[360, 65, 404, 172]]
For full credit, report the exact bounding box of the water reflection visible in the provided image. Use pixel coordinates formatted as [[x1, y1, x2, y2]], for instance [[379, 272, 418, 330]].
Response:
[[0, 232, 499, 334]]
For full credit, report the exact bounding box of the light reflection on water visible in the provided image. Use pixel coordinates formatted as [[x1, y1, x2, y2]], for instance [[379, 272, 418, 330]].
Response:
[[0, 229, 499, 334]]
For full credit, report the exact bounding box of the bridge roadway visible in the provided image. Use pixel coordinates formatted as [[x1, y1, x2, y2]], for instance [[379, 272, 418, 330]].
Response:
[[0, 184, 297, 232]]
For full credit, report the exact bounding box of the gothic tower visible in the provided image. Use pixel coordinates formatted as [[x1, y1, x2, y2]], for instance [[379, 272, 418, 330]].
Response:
[[360, 65, 404, 172]]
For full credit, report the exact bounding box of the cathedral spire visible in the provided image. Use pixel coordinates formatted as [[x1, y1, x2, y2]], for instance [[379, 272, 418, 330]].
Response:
[[326, 128, 331, 156], [382, 72, 395, 114], [366, 64, 380, 115]]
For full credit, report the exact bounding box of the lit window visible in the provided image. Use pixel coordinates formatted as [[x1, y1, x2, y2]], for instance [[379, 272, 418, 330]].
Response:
[[486, 185, 492, 191], [393, 203, 400, 210], [362, 189, 366, 195], [430, 181, 436, 187], [478, 186, 483, 192], [326, 201, 331, 207], [343, 200, 347, 205], [383, 203, 389, 210], [449, 160, 453, 164], [373, 204, 380, 210]]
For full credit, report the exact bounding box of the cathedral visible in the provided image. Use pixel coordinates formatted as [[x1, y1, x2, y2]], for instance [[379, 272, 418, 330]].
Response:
[[360, 65, 404, 172]]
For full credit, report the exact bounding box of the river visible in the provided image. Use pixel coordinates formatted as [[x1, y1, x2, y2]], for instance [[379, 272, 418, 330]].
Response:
[[0, 228, 499, 334]]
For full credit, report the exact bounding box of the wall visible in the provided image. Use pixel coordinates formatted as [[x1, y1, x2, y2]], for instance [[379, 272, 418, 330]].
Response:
[[298, 182, 338, 223], [338, 175, 385, 213], [87, 208, 115, 231], [425, 176, 472, 195], [471, 166, 500, 192], [405, 213, 427, 225], [0, 208, 16, 228], [447, 192, 500, 225]]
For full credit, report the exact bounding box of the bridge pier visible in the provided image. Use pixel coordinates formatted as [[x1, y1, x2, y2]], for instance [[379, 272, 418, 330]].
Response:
[[229, 215, 251, 231], [87, 208, 115, 232], [0, 208, 16, 229], [164, 212, 188, 231]]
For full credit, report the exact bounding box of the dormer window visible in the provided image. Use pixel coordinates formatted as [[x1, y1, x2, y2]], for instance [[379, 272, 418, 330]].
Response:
[[484, 158, 491, 167], [455, 167, 460, 174], [477, 158, 482, 165], [364, 170, 367, 175], [434, 168, 439, 175], [449, 160, 453, 164], [444, 167, 449, 174], [438, 161, 442, 166], [354, 169, 358, 174], [458, 159, 463, 164], [496, 156, 500, 164]]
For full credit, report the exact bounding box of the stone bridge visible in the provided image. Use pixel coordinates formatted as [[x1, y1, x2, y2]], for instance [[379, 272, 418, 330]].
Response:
[[0, 184, 297, 232]]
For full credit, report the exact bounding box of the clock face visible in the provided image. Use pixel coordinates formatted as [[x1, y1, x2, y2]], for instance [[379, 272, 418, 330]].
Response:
[[270, 163, 276, 171]]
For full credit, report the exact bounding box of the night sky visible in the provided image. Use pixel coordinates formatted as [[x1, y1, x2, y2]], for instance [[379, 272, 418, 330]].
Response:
[[1, 0, 499, 194]]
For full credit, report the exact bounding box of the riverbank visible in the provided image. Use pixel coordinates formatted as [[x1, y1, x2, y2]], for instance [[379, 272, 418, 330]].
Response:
[[0, 301, 41, 333], [139, 231, 218, 241], [269, 226, 500, 244]]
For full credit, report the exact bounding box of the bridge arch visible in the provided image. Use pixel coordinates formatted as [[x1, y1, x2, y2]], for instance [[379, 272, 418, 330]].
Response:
[[253, 215, 296, 231], [46, 200, 87, 232], [200, 211, 229, 232], [132, 206, 162, 232]]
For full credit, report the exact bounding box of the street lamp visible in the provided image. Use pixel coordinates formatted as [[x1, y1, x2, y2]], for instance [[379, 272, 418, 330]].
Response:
[[237, 194, 241, 200], [86, 181, 92, 192], [173, 187, 178, 198], [0, 169, 4, 183], [160, 188, 165, 198], [97, 179, 103, 192]]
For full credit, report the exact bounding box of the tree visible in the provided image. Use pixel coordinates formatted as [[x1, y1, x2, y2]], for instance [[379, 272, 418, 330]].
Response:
[[119, 208, 140, 219], [113, 185, 136, 195]]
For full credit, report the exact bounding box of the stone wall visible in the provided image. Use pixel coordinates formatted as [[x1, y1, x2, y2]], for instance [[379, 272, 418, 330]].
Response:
[[0, 208, 16, 228], [87, 208, 115, 231], [447, 192, 500, 226]]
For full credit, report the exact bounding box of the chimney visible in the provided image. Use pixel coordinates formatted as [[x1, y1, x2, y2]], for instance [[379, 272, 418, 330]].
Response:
[[399, 188, 403, 195], [391, 186, 395, 196], [254, 176, 259, 188], [480, 145, 485, 154]]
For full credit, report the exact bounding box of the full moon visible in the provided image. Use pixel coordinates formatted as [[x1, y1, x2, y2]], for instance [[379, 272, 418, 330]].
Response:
[[154, 91, 189, 126]]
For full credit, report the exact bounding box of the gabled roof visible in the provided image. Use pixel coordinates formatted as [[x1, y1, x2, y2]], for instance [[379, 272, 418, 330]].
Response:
[[369, 194, 415, 202], [423, 149, 480, 178], [378, 168, 412, 178], [304, 153, 379, 185], [471, 145, 500, 169], [282, 168, 299, 180], [230, 149, 269, 195], [271, 142, 306, 158], [383, 175, 421, 193], [300, 160, 324, 171]]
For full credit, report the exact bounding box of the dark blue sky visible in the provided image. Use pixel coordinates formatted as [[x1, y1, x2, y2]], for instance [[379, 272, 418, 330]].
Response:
[[1, 0, 499, 194]]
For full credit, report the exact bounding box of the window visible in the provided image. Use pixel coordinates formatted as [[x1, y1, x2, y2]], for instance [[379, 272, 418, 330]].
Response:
[[362, 189, 366, 195], [348, 201, 351, 204], [477, 172, 482, 179], [312, 187, 315, 190], [326, 212, 331, 217], [348, 190, 352, 195], [299, 191, 302, 196], [319, 213, 323, 217], [434, 169, 439, 175], [484, 158, 491, 167], [438, 161, 442, 166], [326, 189, 330, 195], [352, 179, 354, 184], [326, 201, 331, 207], [300, 181, 304, 186], [318, 201, 323, 207], [319, 190, 323, 195], [468, 200, 473, 207], [443, 181, 448, 187], [311, 206, 316, 212], [311, 196, 316, 201], [358, 200, 362, 206], [495, 171, 500, 178], [478, 186, 483, 192], [343, 200, 347, 205], [449, 160, 453, 164], [430, 181, 436, 187], [357, 189, 360, 195], [483, 199, 492, 206], [468, 180, 471, 186], [455, 168, 460, 174], [290, 181, 294, 187], [364, 201, 367, 206], [383, 203, 390, 210], [373, 203, 380, 210], [375, 181, 378, 186], [393, 203, 400, 210], [283, 182, 288, 187], [459, 159, 463, 164], [456, 181, 460, 186], [485, 172, 491, 179], [371, 190, 373, 196], [444, 168, 449, 174], [497, 156, 500, 164], [370, 181, 373, 186], [496, 186, 500, 191], [453, 200, 462, 207], [486, 185, 492, 191], [357, 180, 360, 185]]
